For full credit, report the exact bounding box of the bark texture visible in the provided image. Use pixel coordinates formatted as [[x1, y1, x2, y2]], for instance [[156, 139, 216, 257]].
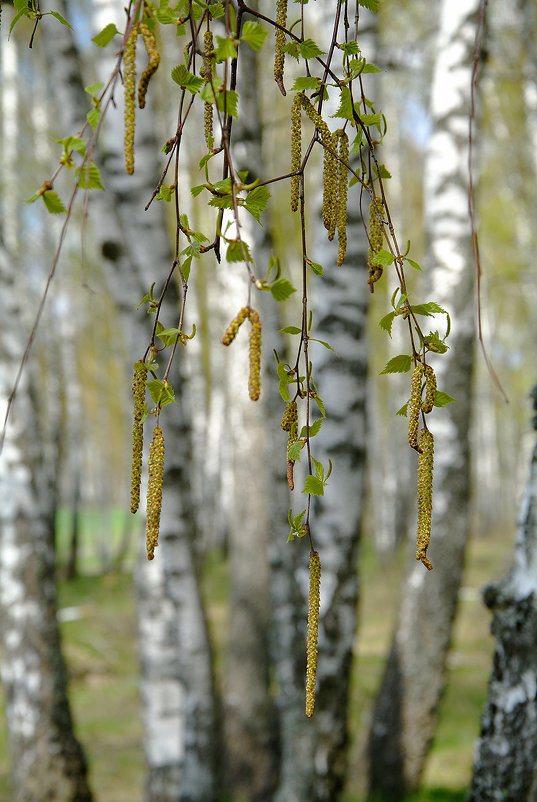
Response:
[[0, 237, 92, 800], [468, 435, 537, 802], [368, 1, 478, 796]]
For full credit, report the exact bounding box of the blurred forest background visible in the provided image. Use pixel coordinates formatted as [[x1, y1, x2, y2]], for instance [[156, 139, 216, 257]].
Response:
[[1, 0, 537, 801]]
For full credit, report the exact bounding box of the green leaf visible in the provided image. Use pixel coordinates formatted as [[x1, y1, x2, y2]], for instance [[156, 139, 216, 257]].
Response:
[[208, 1, 224, 18], [55, 135, 87, 155], [310, 338, 336, 354], [332, 86, 354, 121], [338, 41, 360, 56], [299, 38, 325, 59], [47, 10, 72, 28], [314, 394, 325, 419], [434, 391, 457, 407], [291, 76, 322, 91], [283, 41, 300, 62], [288, 441, 304, 461], [42, 191, 67, 214], [215, 35, 237, 62], [156, 185, 173, 202], [375, 163, 391, 178], [9, 9, 28, 39], [87, 107, 101, 130], [241, 20, 267, 50], [379, 311, 397, 337], [243, 185, 270, 223], [309, 261, 323, 276], [396, 402, 409, 417], [362, 62, 382, 73], [370, 249, 394, 267], [410, 302, 448, 317], [216, 89, 239, 118], [312, 456, 325, 482], [76, 162, 105, 190], [278, 326, 302, 335], [380, 354, 412, 374], [360, 112, 382, 127], [302, 475, 325, 496], [226, 239, 253, 263], [424, 330, 448, 354], [180, 255, 192, 283], [277, 362, 291, 402], [299, 419, 323, 439], [270, 278, 296, 302], [171, 65, 204, 93], [359, 0, 380, 11], [91, 23, 118, 46], [406, 257, 422, 271], [85, 81, 104, 96]]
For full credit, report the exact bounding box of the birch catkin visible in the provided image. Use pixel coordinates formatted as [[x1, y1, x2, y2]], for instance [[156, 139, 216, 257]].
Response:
[[416, 428, 434, 570], [146, 427, 165, 560], [274, 0, 288, 95], [306, 550, 321, 717], [408, 362, 425, 450], [248, 308, 262, 401], [290, 92, 302, 212], [202, 30, 215, 150], [367, 197, 384, 288], [137, 23, 160, 109], [421, 364, 437, 414], [130, 361, 147, 514], [220, 306, 249, 345], [336, 129, 349, 266], [123, 25, 138, 175]]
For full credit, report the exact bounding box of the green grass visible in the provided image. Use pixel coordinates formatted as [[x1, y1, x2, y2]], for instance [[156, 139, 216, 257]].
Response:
[[0, 519, 515, 801]]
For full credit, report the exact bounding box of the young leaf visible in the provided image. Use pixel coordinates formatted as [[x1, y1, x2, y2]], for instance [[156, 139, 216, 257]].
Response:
[[278, 326, 302, 335], [410, 302, 448, 317], [380, 354, 412, 374], [396, 402, 409, 417], [87, 107, 101, 130], [215, 35, 237, 62], [299, 419, 323, 439], [360, 0, 380, 9], [370, 249, 394, 267], [47, 10, 72, 28], [379, 311, 397, 337], [310, 338, 336, 354], [42, 191, 67, 214], [216, 89, 239, 118], [288, 441, 304, 462], [291, 76, 322, 91], [270, 278, 296, 302], [302, 475, 324, 496], [309, 261, 323, 276], [91, 23, 119, 46], [299, 38, 325, 59], [314, 394, 326, 419], [434, 391, 457, 407], [243, 185, 270, 223], [332, 86, 354, 121], [240, 20, 267, 50], [171, 65, 203, 93], [226, 240, 253, 263], [76, 162, 105, 190], [312, 456, 325, 482], [406, 257, 422, 271]]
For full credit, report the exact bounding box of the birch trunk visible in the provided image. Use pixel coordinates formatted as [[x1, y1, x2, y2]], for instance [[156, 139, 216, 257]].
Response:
[[467, 427, 537, 801], [41, 3, 220, 798], [368, 1, 478, 796]]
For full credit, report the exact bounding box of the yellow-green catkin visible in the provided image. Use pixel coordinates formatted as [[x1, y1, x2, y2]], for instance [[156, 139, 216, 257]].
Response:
[[202, 30, 215, 150], [248, 308, 262, 401], [421, 364, 437, 414], [274, 0, 288, 95], [290, 92, 302, 212], [124, 25, 138, 175], [408, 362, 425, 450], [130, 361, 147, 514], [367, 197, 384, 289], [300, 96, 336, 234], [137, 23, 160, 109], [335, 129, 349, 266], [306, 549, 321, 718], [416, 428, 434, 570], [220, 306, 249, 346], [146, 427, 165, 561], [282, 401, 298, 490]]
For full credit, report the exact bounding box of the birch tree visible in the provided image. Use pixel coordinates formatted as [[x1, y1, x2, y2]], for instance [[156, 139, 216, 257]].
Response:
[[368, 1, 479, 796]]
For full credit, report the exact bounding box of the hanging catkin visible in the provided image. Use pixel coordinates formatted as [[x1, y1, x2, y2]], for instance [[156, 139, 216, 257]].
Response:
[[306, 549, 321, 717], [299, 95, 336, 234], [248, 308, 262, 401], [336, 129, 349, 266], [130, 361, 147, 514], [421, 364, 437, 414], [274, 0, 288, 95], [408, 362, 425, 450], [123, 25, 138, 174], [290, 92, 302, 212], [220, 306, 249, 345], [137, 23, 160, 109], [202, 30, 215, 150], [146, 427, 165, 560], [281, 401, 298, 490], [367, 197, 384, 289], [416, 428, 434, 570]]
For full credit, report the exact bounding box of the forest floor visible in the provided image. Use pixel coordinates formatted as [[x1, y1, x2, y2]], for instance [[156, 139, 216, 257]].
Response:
[[0, 513, 515, 802]]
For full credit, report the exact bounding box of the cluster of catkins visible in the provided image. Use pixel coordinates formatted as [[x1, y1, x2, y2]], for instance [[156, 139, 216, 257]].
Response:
[[290, 93, 349, 266], [221, 306, 262, 401], [130, 362, 165, 561], [123, 21, 161, 174], [408, 361, 437, 570]]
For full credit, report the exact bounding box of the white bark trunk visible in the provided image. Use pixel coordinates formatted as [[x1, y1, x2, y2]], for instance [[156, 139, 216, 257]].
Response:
[[368, 1, 478, 795]]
